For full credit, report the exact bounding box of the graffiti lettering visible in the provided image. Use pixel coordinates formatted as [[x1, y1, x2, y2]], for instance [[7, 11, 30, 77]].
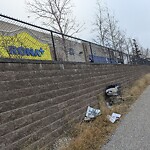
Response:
[[8, 46, 45, 57]]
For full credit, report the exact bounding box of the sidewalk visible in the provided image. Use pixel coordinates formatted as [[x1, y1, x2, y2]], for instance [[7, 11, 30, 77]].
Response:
[[102, 86, 150, 150]]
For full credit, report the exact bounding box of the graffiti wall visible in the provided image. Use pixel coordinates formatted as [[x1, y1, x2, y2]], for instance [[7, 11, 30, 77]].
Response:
[[0, 32, 52, 60], [0, 21, 128, 63]]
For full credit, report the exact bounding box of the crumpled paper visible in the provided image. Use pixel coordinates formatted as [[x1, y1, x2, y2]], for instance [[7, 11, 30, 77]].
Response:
[[107, 113, 121, 123], [84, 106, 101, 121]]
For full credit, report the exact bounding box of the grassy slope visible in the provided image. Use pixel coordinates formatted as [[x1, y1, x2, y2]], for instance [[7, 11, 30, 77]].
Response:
[[56, 74, 150, 150]]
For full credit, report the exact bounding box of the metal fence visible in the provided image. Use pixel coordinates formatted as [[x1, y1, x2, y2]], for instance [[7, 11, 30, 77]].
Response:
[[0, 13, 148, 65]]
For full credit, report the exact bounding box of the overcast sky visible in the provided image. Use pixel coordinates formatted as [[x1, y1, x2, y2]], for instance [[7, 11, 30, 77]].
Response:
[[0, 0, 150, 48]]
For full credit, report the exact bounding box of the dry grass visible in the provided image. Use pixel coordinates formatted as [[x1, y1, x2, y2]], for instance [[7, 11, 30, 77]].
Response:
[[58, 74, 150, 150]]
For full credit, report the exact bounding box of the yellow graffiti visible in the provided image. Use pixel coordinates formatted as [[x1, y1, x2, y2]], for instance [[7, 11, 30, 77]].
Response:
[[0, 32, 52, 60]]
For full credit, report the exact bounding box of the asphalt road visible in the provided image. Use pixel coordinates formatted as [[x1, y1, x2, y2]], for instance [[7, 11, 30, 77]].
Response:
[[102, 86, 150, 150]]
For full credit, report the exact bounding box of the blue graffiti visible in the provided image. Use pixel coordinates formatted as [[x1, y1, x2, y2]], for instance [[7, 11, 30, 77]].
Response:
[[8, 46, 45, 57]]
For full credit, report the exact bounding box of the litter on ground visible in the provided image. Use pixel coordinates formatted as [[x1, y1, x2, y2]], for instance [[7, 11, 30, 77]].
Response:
[[105, 84, 123, 106], [107, 113, 121, 123], [84, 106, 101, 121]]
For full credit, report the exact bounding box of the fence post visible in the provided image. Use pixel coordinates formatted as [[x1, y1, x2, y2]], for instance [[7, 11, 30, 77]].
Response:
[[50, 31, 57, 61], [107, 48, 112, 64], [82, 42, 88, 62], [89, 42, 94, 62]]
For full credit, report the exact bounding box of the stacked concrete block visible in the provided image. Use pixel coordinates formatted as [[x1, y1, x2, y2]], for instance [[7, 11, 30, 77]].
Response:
[[0, 62, 149, 150]]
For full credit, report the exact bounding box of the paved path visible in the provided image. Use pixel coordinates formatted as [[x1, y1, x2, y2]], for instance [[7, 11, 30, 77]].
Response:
[[102, 86, 150, 150]]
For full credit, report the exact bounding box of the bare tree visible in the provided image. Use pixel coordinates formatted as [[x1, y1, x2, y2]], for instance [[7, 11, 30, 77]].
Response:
[[125, 38, 134, 55], [144, 48, 150, 58], [140, 47, 150, 59], [122, 38, 134, 63], [93, 1, 150, 64], [26, 0, 83, 61], [93, 1, 125, 50], [93, 0, 109, 47], [93, 1, 135, 64], [105, 10, 121, 50]]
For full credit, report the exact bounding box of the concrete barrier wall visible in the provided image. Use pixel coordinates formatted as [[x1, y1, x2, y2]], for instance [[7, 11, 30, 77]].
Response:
[[0, 61, 150, 150]]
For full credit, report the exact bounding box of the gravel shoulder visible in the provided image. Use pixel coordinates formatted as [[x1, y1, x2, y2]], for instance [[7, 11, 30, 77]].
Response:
[[102, 86, 150, 150]]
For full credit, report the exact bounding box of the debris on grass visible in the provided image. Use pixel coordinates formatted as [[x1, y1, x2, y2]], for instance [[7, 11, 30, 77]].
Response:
[[105, 84, 123, 106], [107, 113, 121, 123], [105, 84, 120, 96], [84, 106, 101, 121], [55, 73, 150, 150]]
